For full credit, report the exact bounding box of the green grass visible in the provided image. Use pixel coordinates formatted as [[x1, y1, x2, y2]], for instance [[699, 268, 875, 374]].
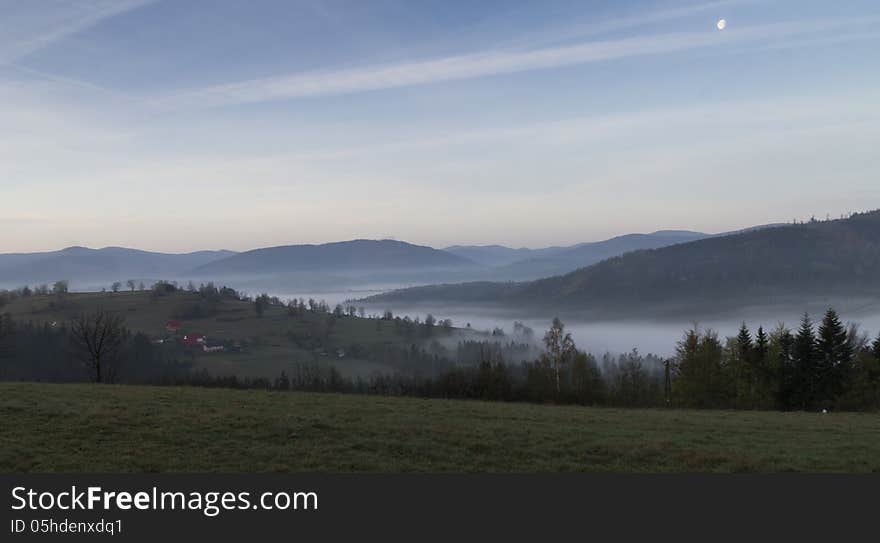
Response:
[[3, 382, 880, 472]]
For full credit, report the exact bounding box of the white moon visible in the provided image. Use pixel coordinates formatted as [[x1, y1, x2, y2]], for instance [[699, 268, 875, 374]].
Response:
[[717, 19, 727, 30]]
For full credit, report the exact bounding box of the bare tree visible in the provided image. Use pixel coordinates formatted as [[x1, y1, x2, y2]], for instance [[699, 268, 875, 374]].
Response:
[[69, 310, 127, 383], [542, 317, 576, 397], [126, 279, 136, 292], [111, 281, 122, 293]]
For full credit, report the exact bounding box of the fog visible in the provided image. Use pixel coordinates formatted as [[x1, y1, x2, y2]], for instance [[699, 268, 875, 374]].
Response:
[[267, 287, 880, 358], [8, 273, 880, 359]]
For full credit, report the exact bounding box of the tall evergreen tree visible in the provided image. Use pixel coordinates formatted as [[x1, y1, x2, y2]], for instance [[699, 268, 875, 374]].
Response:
[[734, 323, 753, 407], [872, 333, 880, 362], [753, 326, 770, 407], [772, 325, 796, 410], [754, 327, 769, 362], [816, 308, 854, 407], [736, 323, 752, 360], [793, 313, 816, 410]]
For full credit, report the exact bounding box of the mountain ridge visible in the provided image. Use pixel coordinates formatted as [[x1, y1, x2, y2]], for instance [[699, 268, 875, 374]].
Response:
[[0, 247, 235, 287], [365, 211, 880, 312], [193, 239, 477, 276]]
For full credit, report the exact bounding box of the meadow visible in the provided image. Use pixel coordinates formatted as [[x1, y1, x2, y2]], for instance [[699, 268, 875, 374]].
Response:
[[2, 382, 879, 472]]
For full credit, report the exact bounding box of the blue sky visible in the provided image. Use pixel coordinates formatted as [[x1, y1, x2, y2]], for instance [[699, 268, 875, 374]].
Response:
[[1, 0, 878, 252]]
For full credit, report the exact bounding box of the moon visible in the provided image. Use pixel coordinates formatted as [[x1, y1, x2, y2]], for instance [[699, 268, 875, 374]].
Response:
[[716, 18, 727, 30]]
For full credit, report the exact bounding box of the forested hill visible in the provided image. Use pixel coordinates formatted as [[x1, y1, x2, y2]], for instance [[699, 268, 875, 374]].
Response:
[[368, 210, 880, 310], [493, 230, 709, 279]]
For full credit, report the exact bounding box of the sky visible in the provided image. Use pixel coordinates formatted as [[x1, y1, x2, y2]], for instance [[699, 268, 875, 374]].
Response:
[[1, 0, 879, 253]]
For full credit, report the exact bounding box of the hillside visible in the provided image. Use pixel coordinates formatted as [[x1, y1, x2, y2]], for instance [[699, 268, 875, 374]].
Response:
[[444, 230, 708, 274], [0, 246, 234, 288], [4, 382, 880, 472], [195, 239, 476, 276], [496, 230, 709, 279], [0, 289, 473, 379], [368, 211, 880, 312]]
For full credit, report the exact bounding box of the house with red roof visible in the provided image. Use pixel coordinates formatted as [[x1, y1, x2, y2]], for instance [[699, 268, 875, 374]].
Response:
[[181, 333, 205, 346]]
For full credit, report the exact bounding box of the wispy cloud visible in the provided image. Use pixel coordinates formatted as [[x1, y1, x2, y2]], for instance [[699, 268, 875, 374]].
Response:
[[156, 16, 871, 110], [0, 0, 155, 64], [509, 0, 754, 47]]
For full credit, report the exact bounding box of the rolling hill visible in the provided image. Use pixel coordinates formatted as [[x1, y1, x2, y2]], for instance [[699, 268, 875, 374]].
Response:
[[367, 211, 880, 313], [193, 239, 477, 276], [0, 246, 234, 288], [0, 289, 470, 379], [0, 224, 791, 292]]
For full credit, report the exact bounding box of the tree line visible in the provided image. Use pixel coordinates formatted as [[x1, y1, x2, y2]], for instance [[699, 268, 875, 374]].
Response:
[[249, 311, 880, 411], [675, 309, 880, 411], [1, 298, 879, 410]]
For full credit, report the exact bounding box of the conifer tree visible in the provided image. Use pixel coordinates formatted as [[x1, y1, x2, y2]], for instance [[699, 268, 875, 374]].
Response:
[[753, 326, 770, 407], [793, 313, 816, 410], [772, 325, 795, 410], [754, 326, 769, 361], [735, 323, 754, 407], [816, 308, 854, 406], [872, 333, 880, 362], [736, 323, 752, 361]]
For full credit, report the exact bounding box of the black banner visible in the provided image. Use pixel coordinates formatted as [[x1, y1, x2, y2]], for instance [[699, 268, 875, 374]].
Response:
[[2, 474, 876, 541]]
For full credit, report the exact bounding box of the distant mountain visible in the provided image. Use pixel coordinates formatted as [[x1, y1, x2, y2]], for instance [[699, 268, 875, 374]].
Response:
[[0, 223, 790, 292], [445, 231, 709, 277], [366, 211, 880, 314], [442, 245, 561, 267], [194, 239, 477, 277], [0, 247, 235, 287], [496, 230, 709, 279]]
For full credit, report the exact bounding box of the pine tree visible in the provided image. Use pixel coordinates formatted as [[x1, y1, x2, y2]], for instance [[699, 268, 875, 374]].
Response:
[[754, 326, 768, 361], [736, 323, 752, 360], [772, 325, 795, 410], [734, 323, 753, 407], [753, 326, 770, 407], [872, 333, 880, 362], [793, 313, 816, 410], [816, 308, 854, 407]]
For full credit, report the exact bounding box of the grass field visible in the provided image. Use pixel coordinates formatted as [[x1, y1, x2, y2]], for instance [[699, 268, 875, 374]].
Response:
[[2, 382, 880, 472]]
